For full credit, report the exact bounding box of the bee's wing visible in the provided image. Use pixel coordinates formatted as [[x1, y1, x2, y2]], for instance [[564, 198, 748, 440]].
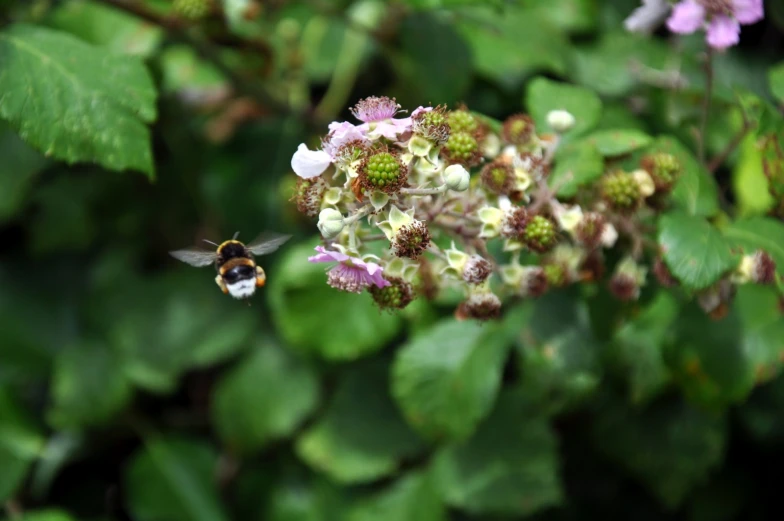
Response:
[[169, 247, 219, 267], [246, 231, 292, 256]]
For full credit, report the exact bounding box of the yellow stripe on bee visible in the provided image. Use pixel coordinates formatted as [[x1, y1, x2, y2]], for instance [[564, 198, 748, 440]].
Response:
[[219, 257, 256, 275]]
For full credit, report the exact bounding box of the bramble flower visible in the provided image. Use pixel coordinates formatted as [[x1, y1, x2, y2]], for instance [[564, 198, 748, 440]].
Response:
[[666, 0, 765, 50], [351, 96, 414, 140], [291, 121, 369, 178], [308, 246, 390, 293]]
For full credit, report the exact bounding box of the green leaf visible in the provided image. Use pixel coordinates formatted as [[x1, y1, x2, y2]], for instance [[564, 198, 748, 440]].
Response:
[[735, 285, 784, 384], [580, 128, 653, 157], [0, 122, 48, 222], [455, 7, 568, 90], [769, 61, 784, 104], [732, 134, 775, 216], [391, 318, 511, 442], [0, 388, 44, 502], [592, 397, 727, 509], [0, 24, 157, 176], [667, 303, 751, 407], [432, 390, 563, 516], [515, 291, 601, 415], [525, 76, 602, 137], [644, 136, 719, 217], [212, 342, 319, 454], [723, 217, 784, 282], [295, 360, 424, 484], [658, 212, 738, 290], [549, 141, 604, 198], [49, 0, 163, 57], [268, 240, 401, 361], [609, 292, 678, 405], [104, 272, 257, 393], [347, 471, 446, 521], [394, 13, 471, 105], [266, 470, 348, 521], [572, 31, 671, 97], [531, 0, 598, 33], [125, 437, 230, 521], [48, 340, 133, 429]]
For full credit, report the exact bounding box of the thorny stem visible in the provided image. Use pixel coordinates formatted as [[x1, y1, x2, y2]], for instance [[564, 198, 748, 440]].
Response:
[[698, 46, 714, 165]]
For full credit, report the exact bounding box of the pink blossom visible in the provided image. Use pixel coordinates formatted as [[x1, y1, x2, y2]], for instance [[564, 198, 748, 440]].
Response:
[[350, 96, 413, 140], [666, 0, 764, 50], [291, 122, 370, 178], [308, 246, 390, 293]]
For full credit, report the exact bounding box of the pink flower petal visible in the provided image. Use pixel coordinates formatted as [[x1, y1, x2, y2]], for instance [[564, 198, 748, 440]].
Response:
[[308, 246, 350, 263], [666, 0, 705, 33], [323, 121, 368, 157], [732, 0, 764, 24], [706, 15, 740, 49], [291, 144, 331, 179]]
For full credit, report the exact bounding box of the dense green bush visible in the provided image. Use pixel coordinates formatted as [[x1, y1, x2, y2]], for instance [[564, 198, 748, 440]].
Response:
[[1, 0, 783, 520]]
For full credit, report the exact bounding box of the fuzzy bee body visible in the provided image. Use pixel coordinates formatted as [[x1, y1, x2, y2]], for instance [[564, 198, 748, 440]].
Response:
[[170, 232, 291, 300]]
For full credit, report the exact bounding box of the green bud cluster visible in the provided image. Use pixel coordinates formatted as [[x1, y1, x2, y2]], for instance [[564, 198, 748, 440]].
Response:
[[523, 215, 557, 252], [501, 114, 535, 145], [642, 153, 681, 192], [173, 0, 211, 20], [601, 171, 642, 214], [447, 110, 480, 134], [480, 160, 514, 195], [370, 277, 414, 311], [444, 132, 480, 166], [360, 150, 406, 194]]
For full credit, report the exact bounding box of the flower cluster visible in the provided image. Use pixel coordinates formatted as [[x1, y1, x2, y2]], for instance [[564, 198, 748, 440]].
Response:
[[291, 96, 776, 320]]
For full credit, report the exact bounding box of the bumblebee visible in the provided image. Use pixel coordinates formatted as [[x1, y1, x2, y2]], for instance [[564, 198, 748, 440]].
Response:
[[169, 231, 291, 299]]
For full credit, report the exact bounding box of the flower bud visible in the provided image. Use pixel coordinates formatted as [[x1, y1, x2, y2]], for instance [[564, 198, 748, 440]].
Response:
[[443, 164, 470, 192], [317, 208, 345, 239], [608, 257, 647, 301], [369, 276, 415, 311], [632, 169, 656, 197], [546, 110, 576, 133], [456, 290, 502, 321], [463, 255, 493, 284]]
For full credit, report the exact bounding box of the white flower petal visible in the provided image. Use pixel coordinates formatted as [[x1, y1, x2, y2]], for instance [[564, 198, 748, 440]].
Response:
[[291, 143, 332, 179]]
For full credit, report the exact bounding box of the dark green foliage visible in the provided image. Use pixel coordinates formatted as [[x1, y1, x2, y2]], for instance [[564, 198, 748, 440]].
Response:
[[1, 1, 783, 521]]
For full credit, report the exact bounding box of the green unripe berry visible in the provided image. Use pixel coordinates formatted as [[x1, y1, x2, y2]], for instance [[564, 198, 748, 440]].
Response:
[[501, 114, 535, 145], [523, 215, 557, 253], [361, 151, 406, 194], [443, 132, 480, 166], [369, 277, 415, 311], [543, 263, 567, 287], [641, 153, 681, 192], [448, 110, 480, 134], [173, 0, 211, 20], [601, 171, 643, 214]]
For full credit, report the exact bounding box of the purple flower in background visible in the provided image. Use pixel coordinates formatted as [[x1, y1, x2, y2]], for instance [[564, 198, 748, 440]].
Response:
[[666, 0, 765, 49], [308, 246, 390, 293]]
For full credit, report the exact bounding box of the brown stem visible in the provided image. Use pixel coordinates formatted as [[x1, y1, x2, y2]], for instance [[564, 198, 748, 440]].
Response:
[[100, 0, 288, 113]]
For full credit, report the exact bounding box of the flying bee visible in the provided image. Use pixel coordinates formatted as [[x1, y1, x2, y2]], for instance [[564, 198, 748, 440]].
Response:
[[169, 231, 291, 300]]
